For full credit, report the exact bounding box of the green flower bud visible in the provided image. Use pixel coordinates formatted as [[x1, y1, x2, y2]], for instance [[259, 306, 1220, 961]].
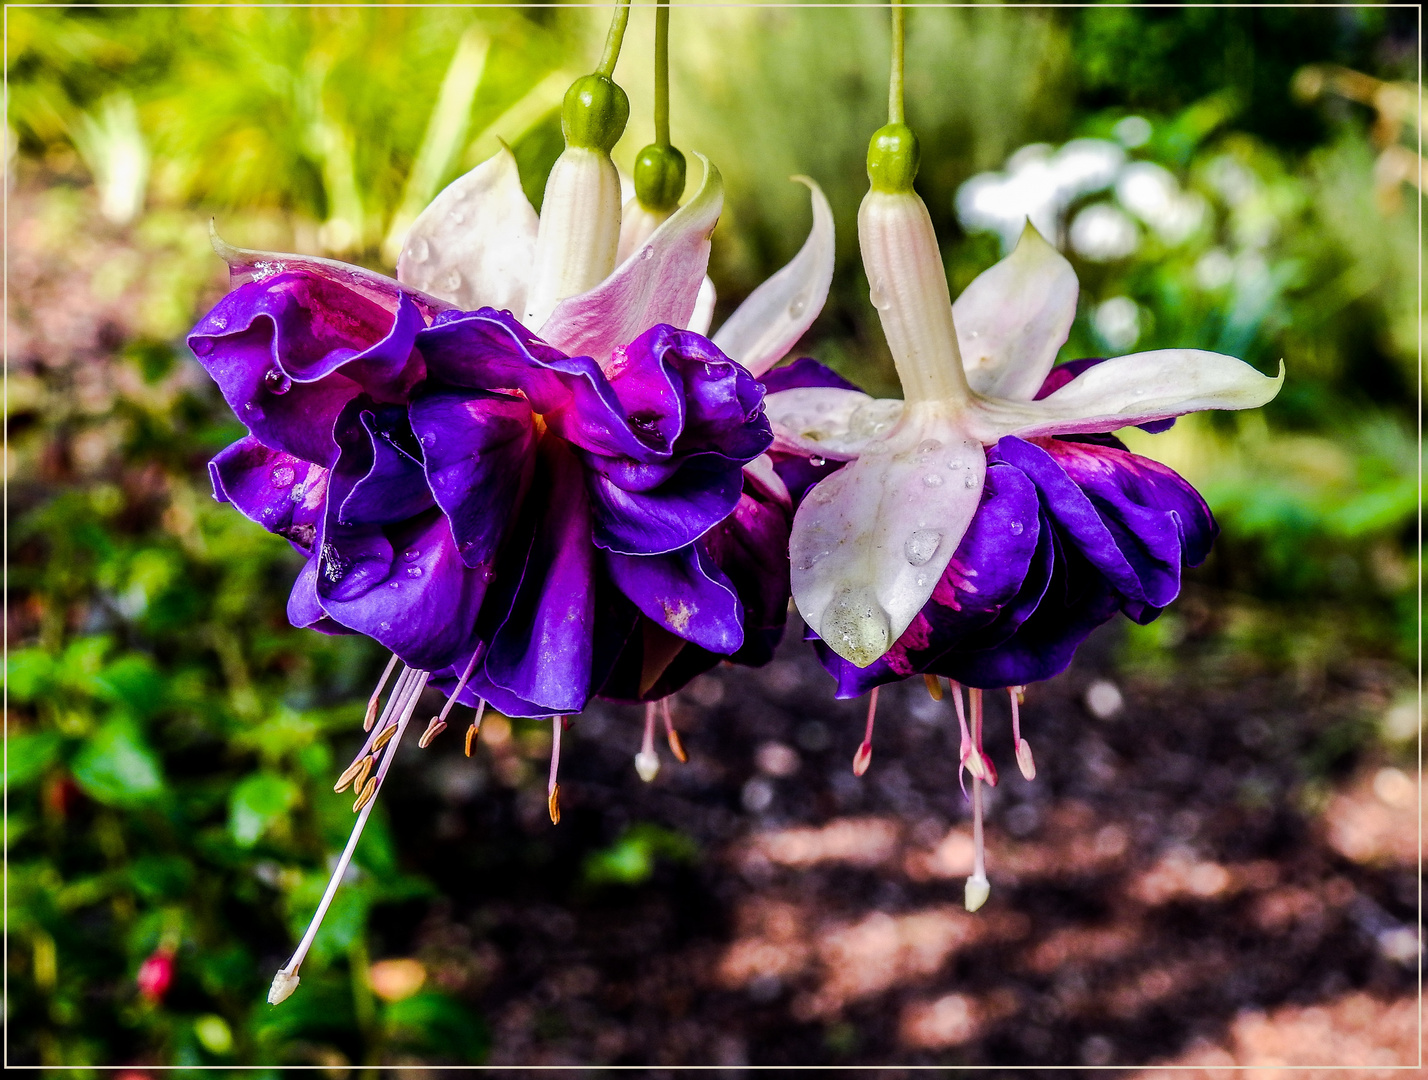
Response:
[[562, 74, 630, 153], [866, 122, 920, 193], [633, 143, 686, 212]]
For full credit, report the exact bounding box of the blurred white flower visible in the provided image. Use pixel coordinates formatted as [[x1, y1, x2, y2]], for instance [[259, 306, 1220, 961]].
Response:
[[1113, 115, 1153, 148], [1115, 161, 1207, 243], [956, 138, 1125, 252], [1069, 203, 1140, 261], [1093, 296, 1140, 352], [1194, 248, 1235, 290], [1204, 154, 1258, 207]]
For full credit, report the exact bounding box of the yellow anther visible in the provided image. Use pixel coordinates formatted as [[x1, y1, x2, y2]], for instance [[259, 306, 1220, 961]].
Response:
[[333, 757, 366, 794], [923, 673, 943, 701], [547, 782, 561, 825], [372, 724, 397, 752], [352, 775, 378, 813], [418, 717, 446, 749], [666, 726, 688, 764], [464, 721, 480, 757]]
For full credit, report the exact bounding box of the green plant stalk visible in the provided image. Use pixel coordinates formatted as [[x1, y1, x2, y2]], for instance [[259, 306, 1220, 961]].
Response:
[[654, 0, 671, 146], [889, 0, 905, 125], [596, 0, 632, 79]]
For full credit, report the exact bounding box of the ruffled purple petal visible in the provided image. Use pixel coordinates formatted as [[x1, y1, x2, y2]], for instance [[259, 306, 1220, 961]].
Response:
[[209, 436, 328, 553], [812, 462, 1043, 697], [408, 387, 537, 571], [482, 438, 597, 715], [605, 543, 743, 655], [189, 274, 425, 465], [287, 553, 354, 636], [416, 309, 649, 459], [333, 399, 434, 526]]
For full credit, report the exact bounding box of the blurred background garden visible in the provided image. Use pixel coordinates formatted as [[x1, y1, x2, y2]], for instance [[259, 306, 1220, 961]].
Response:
[[5, 1, 1420, 1070]]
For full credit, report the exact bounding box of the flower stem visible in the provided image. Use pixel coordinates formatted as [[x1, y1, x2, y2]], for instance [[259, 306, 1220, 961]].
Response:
[[595, 0, 633, 79], [654, 1, 672, 146], [888, 1, 906, 126]]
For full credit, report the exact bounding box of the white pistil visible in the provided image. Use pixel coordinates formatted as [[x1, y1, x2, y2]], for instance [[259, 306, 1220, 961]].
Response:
[[852, 685, 880, 776], [363, 653, 401, 731], [660, 698, 688, 763], [964, 686, 990, 913], [950, 679, 982, 789], [1010, 684, 1035, 780], [635, 701, 660, 782], [269, 666, 431, 1006], [547, 716, 563, 824]]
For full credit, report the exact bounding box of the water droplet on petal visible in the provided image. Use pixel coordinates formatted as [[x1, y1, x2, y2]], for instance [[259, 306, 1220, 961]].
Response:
[[379, 621, 391, 633], [640, 246, 654, 261], [964, 475, 979, 489], [269, 464, 296, 488], [904, 529, 941, 566], [212, 316, 228, 331], [787, 292, 808, 318], [915, 572, 928, 587], [1009, 520, 1024, 536], [406, 566, 423, 579], [916, 439, 942, 454], [191, 338, 214, 357], [403, 548, 420, 561], [479, 566, 497, 584], [388, 581, 400, 589], [923, 473, 944, 487], [409, 238, 430, 263], [263, 367, 292, 395], [450, 210, 466, 225], [444, 271, 462, 292], [809, 454, 826, 468]]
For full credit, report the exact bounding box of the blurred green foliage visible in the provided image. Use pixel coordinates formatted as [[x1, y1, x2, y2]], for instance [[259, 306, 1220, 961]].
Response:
[[4, 2, 1419, 1068]]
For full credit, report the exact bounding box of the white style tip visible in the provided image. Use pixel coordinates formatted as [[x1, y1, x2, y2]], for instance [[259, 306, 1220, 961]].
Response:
[[964, 874, 991, 913], [268, 969, 300, 1005], [634, 750, 661, 783]]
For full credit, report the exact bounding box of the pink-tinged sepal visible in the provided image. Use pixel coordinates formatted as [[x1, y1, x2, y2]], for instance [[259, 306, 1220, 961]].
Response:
[[538, 155, 722, 362], [713, 177, 835, 377], [953, 221, 1077, 400]]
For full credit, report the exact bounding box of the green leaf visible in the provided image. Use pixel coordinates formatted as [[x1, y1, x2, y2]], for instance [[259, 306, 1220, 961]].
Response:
[[383, 990, 489, 1063], [5, 730, 64, 787], [70, 718, 165, 805], [129, 853, 194, 902], [228, 772, 300, 847], [5, 648, 55, 702], [96, 652, 166, 719]]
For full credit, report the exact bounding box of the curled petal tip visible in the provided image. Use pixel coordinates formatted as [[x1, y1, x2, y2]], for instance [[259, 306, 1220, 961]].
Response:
[[267, 970, 300, 1005], [964, 874, 990, 913]]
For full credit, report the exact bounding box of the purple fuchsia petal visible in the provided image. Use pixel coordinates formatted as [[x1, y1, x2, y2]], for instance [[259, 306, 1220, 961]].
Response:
[[312, 398, 486, 671], [416, 308, 651, 460], [588, 325, 771, 555], [287, 553, 354, 636], [409, 387, 538, 571], [604, 543, 744, 655], [189, 274, 426, 465], [209, 436, 328, 554], [1036, 435, 1217, 597], [701, 456, 794, 666], [1035, 358, 1175, 434], [810, 461, 1042, 697], [939, 528, 1123, 689], [482, 438, 599, 716], [992, 435, 1163, 608]]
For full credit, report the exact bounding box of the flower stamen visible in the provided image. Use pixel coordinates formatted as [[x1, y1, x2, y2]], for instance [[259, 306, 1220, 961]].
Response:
[[660, 697, 688, 763], [1009, 684, 1035, 781], [363, 653, 401, 732], [951, 680, 980, 791], [923, 673, 943, 701], [635, 701, 661, 782], [270, 666, 430, 1005], [965, 682, 991, 912], [419, 648, 483, 749], [852, 685, 880, 776], [548, 716, 563, 824], [464, 700, 488, 758]]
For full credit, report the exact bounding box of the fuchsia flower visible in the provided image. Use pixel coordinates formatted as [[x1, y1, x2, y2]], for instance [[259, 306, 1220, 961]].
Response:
[[136, 947, 175, 1004], [765, 145, 1282, 909]]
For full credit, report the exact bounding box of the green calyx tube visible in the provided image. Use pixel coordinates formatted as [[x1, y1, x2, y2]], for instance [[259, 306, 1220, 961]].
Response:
[[866, 122, 920, 193], [633, 142, 686, 212], [562, 73, 631, 153]]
